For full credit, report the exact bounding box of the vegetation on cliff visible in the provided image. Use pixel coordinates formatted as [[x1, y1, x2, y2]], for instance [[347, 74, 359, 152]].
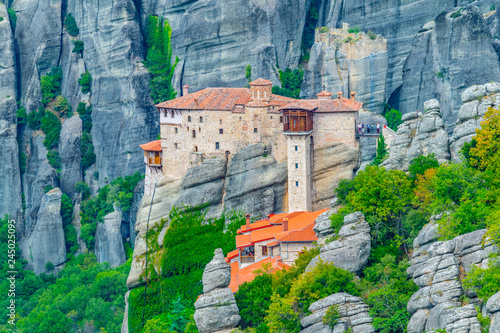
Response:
[[272, 68, 304, 99]]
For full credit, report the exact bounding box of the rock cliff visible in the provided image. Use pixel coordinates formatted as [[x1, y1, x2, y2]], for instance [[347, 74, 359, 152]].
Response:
[[95, 206, 127, 268], [58, 115, 82, 197], [406, 216, 497, 332], [381, 99, 450, 171], [193, 248, 240, 333]]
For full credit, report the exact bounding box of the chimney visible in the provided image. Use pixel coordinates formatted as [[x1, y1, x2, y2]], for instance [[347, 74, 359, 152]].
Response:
[[183, 85, 189, 96], [351, 92, 355, 102], [337, 92, 343, 100], [245, 214, 251, 229], [283, 218, 289, 232]]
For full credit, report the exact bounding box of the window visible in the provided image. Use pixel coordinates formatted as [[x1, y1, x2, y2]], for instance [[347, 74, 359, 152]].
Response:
[[194, 146, 198, 152], [254, 128, 258, 133], [262, 246, 268, 256], [200, 116, 203, 123], [215, 142, 220, 150], [296, 181, 299, 187], [270, 116, 273, 119], [295, 163, 298, 169], [219, 119, 222, 124], [219, 129, 223, 134], [295, 146, 298, 151], [188, 116, 191, 122], [239, 117, 242, 121], [254, 115, 258, 120], [280, 116, 283, 123], [174, 143, 178, 149], [192, 130, 196, 138], [174, 127, 178, 134], [171, 112, 174, 118]]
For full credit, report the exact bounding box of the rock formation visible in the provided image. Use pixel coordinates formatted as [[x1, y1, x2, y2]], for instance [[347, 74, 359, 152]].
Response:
[[450, 82, 500, 162], [95, 206, 126, 268], [19, 188, 66, 274], [406, 216, 497, 332], [397, 6, 500, 133], [306, 211, 370, 275], [301, 26, 388, 113], [486, 291, 500, 333], [193, 248, 240, 333], [0, 3, 22, 223], [58, 115, 82, 197], [299, 292, 375, 333], [381, 99, 450, 171]]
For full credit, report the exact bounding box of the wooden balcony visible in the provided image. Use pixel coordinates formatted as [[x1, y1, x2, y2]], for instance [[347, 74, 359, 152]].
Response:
[[283, 109, 313, 133], [240, 255, 255, 263], [147, 157, 162, 166]]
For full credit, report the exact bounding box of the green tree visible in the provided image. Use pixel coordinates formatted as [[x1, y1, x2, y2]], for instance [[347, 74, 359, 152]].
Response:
[[46, 150, 61, 170], [371, 134, 388, 166], [27, 106, 46, 130], [41, 111, 61, 149], [72, 40, 84, 55], [408, 153, 439, 180], [64, 13, 79, 36], [78, 71, 92, 94], [236, 273, 274, 328], [40, 67, 63, 105], [272, 68, 304, 99], [7, 8, 16, 31], [384, 108, 402, 131], [245, 65, 252, 83]]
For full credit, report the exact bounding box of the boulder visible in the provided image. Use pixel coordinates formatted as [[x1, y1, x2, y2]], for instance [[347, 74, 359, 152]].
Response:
[[194, 249, 240, 333], [306, 212, 370, 275], [95, 206, 126, 268], [20, 188, 66, 274]]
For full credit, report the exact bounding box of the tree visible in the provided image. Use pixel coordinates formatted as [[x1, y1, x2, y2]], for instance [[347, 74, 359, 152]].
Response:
[[469, 107, 500, 171], [272, 68, 304, 99], [40, 67, 63, 105], [408, 153, 439, 179], [64, 13, 79, 36], [236, 273, 274, 328], [384, 108, 402, 131], [372, 134, 388, 166], [78, 71, 92, 94], [41, 111, 62, 149]]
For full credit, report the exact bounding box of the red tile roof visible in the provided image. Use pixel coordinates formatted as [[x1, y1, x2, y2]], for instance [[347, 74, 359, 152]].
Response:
[[249, 78, 273, 85], [276, 223, 317, 242], [317, 91, 333, 97], [279, 97, 362, 112], [236, 233, 252, 248], [156, 88, 252, 111], [267, 241, 280, 247], [139, 140, 162, 151], [225, 249, 239, 263]]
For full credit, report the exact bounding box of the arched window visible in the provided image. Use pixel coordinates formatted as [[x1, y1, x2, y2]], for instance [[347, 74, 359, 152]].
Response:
[[192, 130, 196, 138], [188, 116, 191, 122], [194, 146, 198, 152], [174, 143, 178, 149], [200, 116, 203, 123], [174, 127, 178, 133]]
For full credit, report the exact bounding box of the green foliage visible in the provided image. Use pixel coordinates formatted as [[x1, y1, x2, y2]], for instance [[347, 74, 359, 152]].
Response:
[[384, 108, 402, 131], [79, 172, 143, 249], [272, 68, 304, 99], [16, 102, 27, 124], [265, 294, 301, 333], [245, 65, 252, 82], [144, 16, 179, 104], [0, 17, 3, 22], [81, 132, 96, 169], [476, 305, 491, 332], [329, 206, 351, 235], [129, 205, 245, 332], [408, 153, 439, 180], [75, 181, 91, 200], [334, 179, 355, 205], [53, 95, 72, 118], [43, 185, 54, 193], [236, 273, 274, 328], [367, 30, 377, 40], [491, 4, 496, 11], [436, 71, 445, 79], [78, 70, 92, 94], [46, 150, 61, 171], [64, 13, 79, 36], [360, 255, 418, 333], [61, 193, 78, 256], [45, 261, 54, 271], [463, 255, 500, 303], [322, 305, 340, 329], [40, 67, 62, 105], [347, 26, 361, 34], [300, 0, 319, 63], [7, 8, 16, 30], [40, 111, 61, 149], [16, 253, 130, 333], [19, 150, 27, 172], [371, 134, 388, 166], [27, 106, 46, 130], [451, 8, 462, 18], [72, 40, 84, 55]]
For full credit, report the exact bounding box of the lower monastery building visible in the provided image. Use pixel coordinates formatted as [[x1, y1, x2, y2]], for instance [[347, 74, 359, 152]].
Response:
[[141, 78, 364, 212]]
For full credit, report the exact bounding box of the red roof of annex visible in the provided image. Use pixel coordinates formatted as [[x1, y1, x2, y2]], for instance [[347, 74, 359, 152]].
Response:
[[139, 140, 162, 151]]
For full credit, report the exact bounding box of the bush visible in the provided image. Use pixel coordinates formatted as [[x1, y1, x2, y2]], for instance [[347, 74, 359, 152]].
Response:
[[272, 68, 304, 99], [17, 103, 27, 124], [45, 261, 54, 271], [27, 106, 46, 130], [7, 8, 16, 30], [19, 150, 27, 172], [371, 134, 388, 166], [41, 67, 63, 105], [450, 8, 462, 18], [384, 108, 402, 131], [367, 30, 377, 40], [322, 305, 340, 329], [40, 111, 61, 149], [236, 273, 274, 328], [64, 13, 79, 36], [72, 40, 84, 55], [347, 26, 361, 34], [463, 255, 500, 303], [78, 70, 92, 94], [245, 65, 252, 82], [81, 132, 96, 169], [0, 17, 3, 22], [53, 95, 72, 118], [47, 150, 61, 170], [408, 153, 439, 180], [75, 181, 91, 200]]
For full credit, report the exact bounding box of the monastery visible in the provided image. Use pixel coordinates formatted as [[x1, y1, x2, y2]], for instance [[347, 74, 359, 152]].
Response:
[[141, 78, 365, 212]]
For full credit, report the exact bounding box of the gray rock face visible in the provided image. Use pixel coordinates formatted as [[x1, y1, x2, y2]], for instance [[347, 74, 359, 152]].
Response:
[[60, 33, 87, 110], [22, 134, 59, 233], [58, 115, 82, 196], [67, 0, 159, 186], [0, 4, 22, 223], [450, 82, 500, 162], [194, 249, 240, 333], [299, 292, 375, 333], [20, 188, 66, 274], [307, 211, 370, 275], [95, 206, 126, 268], [141, 0, 309, 93], [301, 27, 388, 114], [383, 99, 450, 171], [398, 6, 500, 133], [406, 219, 497, 332], [128, 179, 144, 248], [487, 291, 500, 333], [312, 142, 360, 210]]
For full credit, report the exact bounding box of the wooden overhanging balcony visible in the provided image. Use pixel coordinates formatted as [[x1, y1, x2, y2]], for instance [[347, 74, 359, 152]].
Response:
[[283, 109, 314, 134], [147, 157, 162, 166]]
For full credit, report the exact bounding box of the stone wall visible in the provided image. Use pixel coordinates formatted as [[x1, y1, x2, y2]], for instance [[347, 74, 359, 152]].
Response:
[[313, 111, 359, 151], [281, 241, 315, 265], [287, 134, 313, 212]]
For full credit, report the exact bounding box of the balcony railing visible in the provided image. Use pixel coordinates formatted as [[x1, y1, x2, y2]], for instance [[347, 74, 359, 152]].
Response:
[[240, 255, 255, 263], [355, 122, 381, 137], [147, 157, 162, 166]]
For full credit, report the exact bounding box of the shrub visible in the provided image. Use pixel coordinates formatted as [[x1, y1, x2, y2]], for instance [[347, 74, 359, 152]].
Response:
[[53, 95, 72, 118], [19, 151, 27, 172], [17, 103, 27, 124], [40, 111, 61, 149], [272, 68, 304, 99], [367, 30, 377, 40], [463, 255, 500, 302], [450, 8, 462, 18], [384, 108, 402, 131], [75, 181, 91, 200], [0, 17, 3, 22], [408, 153, 439, 180], [78, 70, 92, 94], [245, 65, 252, 82], [335, 179, 355, 204], [47, 150, 61, 170], [469, 107, 500, 171], [44, 185, 54, 193], [236, 273, 274, 328], [81, 132, 96, 169], [371, 134, 388, 166], [7, 8, 16, 30], [64, 13, 79, 36], [347, 26, 361, 34], [40, 67, 62, 105], [45, 261, 54, 271], [491, 4, 496, 11], [27, 106, 46, 130], [436, 71, 445, 79], [323, 305, 341, 329], [72, 40, 84, 55]]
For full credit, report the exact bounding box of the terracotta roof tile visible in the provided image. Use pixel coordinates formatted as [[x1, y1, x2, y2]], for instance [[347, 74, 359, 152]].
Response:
[[250, 225, 283, 243], [238, 220, 271, 234], [249, 78, 273, 85], [139, 140, 162, 151], [276, 223, 317, 242], [236, 234, 252, 248], [228, 256, 288, 293], [279, 97, 362, 112], [267, 241, 280, 247], [225, 249, 239, 262], [156, 88, 252, 111], [317, 91, 333, 97]]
